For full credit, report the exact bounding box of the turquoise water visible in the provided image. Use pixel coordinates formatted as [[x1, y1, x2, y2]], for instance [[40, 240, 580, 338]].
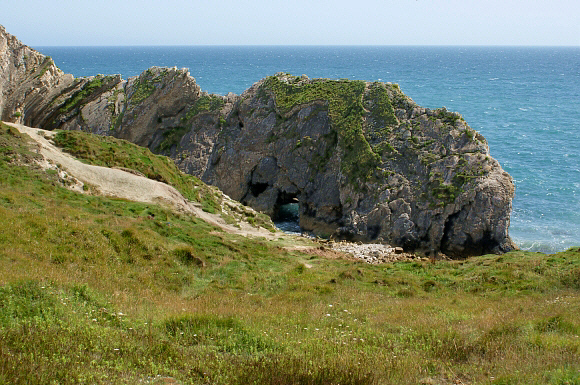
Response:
[[275, 203, 301, 234], [36, 46, 580, 252]]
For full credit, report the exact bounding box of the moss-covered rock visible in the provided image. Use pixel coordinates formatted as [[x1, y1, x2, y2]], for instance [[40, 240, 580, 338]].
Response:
[[201, 73, 515, 257]]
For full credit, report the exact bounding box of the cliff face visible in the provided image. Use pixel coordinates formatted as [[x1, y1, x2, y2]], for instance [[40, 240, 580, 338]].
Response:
[[0, 25, 516, 256], [0, 25, 76, 124], [201, 75, 516, 256]]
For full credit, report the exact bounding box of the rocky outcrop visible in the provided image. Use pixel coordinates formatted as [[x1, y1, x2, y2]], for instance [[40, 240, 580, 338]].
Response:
[[200, 75, 516, 257], [0, 25, 516, 257], [0, 25, 76, 124]]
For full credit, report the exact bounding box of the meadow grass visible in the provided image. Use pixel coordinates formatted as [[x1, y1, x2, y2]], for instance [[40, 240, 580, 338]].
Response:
[[1, 123, 579, 384]]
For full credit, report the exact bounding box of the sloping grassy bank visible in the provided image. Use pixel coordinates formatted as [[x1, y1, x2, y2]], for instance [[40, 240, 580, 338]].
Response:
[[50, 129, 274, 230], [51, 129, 223, 213], [1, 123, 579, 384]]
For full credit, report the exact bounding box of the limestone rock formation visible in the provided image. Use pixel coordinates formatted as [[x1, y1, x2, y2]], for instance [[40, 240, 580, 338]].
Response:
[[201, 75, 516, 257], [0, 25, 516, 257], [0, 25, 75, 124]]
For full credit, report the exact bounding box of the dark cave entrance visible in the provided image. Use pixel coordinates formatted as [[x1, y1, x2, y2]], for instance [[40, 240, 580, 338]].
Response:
[[272, 192, 301, 234]]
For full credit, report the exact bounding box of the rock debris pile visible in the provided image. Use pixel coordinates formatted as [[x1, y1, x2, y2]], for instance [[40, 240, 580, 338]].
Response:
[[329, 242, 420, 264]]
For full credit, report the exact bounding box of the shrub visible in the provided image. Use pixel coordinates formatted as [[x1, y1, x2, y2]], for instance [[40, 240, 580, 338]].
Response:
[[173, 247, 204, 267]]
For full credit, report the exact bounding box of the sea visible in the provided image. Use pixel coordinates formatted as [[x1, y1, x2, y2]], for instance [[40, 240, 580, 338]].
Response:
[[35, 45, 580, 253]]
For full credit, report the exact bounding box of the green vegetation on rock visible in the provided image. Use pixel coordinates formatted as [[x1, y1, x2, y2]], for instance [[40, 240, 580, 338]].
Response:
[[263, 75, 381, 184], [106, 88, 126, 131], [33, 56, 54, 79], [129, 69, 169, 107], [157, 126, 189, 153], [185, 94, 225, 121], [130, 80, 155, 106], [429, 177, 461, 206], [435, 107, 464, 126], [59, 75, 115, 114], [364, 82, 398, 132]]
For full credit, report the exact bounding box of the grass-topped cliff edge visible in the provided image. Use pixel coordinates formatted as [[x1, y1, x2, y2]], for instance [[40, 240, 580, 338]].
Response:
[[1, 122, 579, 384]]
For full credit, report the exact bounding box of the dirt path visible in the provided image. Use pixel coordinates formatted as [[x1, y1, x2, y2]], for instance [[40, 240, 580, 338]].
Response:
[[6, 122, 278, 240]]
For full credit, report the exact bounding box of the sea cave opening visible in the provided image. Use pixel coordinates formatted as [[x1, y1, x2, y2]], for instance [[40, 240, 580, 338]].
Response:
[[272, 192, 301, 234]]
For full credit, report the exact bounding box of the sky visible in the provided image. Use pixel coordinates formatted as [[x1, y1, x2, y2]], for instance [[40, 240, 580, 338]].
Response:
[[2, 0, 579, 46]]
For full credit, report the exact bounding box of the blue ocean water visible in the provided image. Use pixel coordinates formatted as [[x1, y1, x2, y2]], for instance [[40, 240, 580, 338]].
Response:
[[35, 46, 580, 253]]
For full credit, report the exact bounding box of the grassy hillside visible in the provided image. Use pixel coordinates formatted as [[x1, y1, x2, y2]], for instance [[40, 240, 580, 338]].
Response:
[[1, 122, 579, 384], [51, 129, 274, 229], [51, 129, 223, 214]]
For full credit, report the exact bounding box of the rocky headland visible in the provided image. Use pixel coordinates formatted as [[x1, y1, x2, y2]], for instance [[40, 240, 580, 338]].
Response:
[[0, 25, 516, 257]]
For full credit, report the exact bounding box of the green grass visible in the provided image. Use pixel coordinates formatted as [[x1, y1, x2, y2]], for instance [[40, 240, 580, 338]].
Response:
[[50, 129, 276, 232], [52, 129, 222, 213], [1, 122, 579, 384]]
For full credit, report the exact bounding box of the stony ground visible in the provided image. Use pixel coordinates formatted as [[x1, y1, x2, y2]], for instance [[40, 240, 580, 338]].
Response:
[[329, 241, 422, 263]]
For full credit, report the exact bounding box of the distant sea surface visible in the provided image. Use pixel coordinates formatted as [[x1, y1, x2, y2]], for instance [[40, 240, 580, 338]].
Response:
[[36, 45, 580, 253]]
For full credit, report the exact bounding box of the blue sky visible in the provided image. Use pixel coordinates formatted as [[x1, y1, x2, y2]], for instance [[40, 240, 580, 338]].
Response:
[[3, 0, 579, 46]]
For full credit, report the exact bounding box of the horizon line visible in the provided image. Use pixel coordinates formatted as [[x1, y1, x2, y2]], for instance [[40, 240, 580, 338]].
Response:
[[32, 43, 580, 48]]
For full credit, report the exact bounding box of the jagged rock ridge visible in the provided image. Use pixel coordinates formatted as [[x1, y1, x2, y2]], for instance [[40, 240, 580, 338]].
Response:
[[0, 25, 516, 257]]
